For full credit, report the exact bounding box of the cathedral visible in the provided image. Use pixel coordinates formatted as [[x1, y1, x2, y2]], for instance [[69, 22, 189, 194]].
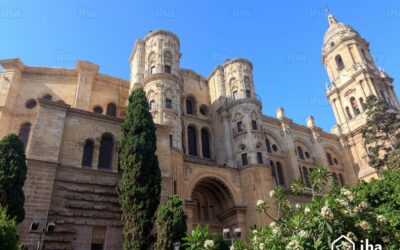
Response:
[[0, 13, 398, 249]]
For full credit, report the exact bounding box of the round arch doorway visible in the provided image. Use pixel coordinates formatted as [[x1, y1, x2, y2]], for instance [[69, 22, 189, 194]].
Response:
[[189, 177, 246, 235]]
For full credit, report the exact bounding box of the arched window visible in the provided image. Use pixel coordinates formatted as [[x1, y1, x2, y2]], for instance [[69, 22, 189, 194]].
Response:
[[246, 89, 251, 98], [350, 97, 360, 116], [359, 97, 365, 109], [18, 122, 31, 150], [266, 139, 272, 153], [98, 133, 114, 169], [338, 174, 345, 186], [186, 96, 196, 115], [232, 90, 238, 100], [165, 98, 172, 109], [201, 128, 211, 159], [42, 94, 52, 101], [257, 152, 263, 164], [270, 161, 278, 185], [106, 103, 117, 117], [345, 107, 352, 119], [251, 120, 258, 130], [82, 139, 94, 168], [241, 153, 248, 166], [297, 146, 305, 160], [149, 100, 156, 110], [302, 167, 311, 188], [276, 162, 285, 186], [93, 106, 103, 114], [335, 54, 345, 70], [188, 126, 197, 156], [326, 153, 333, 166], [164, 51, 173, 73]]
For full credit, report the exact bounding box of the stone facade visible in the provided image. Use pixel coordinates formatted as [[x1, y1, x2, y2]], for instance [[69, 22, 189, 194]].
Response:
[[0, 14, 397, 249]]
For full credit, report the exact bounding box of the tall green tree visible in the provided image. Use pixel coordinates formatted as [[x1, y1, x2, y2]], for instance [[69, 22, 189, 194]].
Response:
[[155, 195, 187, 250], [0, 206, 19, 250], [361, 95, 400, 171], [0, 133, 27, 223], [117, 88, 161, 250]]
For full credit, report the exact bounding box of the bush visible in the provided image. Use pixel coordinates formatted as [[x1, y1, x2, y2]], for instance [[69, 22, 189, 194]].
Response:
[[155, 195, 187, 250], [0, 206, 19, 250]]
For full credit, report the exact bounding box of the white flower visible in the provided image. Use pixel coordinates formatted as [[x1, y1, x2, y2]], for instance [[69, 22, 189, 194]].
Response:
[[204, 239, 214, 249], [272, 226, 280, 235], [252, 229, 258, 234], [259, 243, 265, 250], [295, 203, 301, 209], [341, 188, 354, 200], [377, 215, 387, 223], [257, 200, 265, 206], [298, 230, 307, 238], [304, 207, 310, 214], [382, 236, 390, 243], [338, 199, 349, 207], [321, 206, 333, 220], [253, 235, 258, 244], [359, 201, 368, 210], [269, 222, 276, 228], [230, 246, 235, 250], [346, 232, 358, 242], [359, 220, 370, 230], [286, 239, 302, 249], [353, 207, 362, 214], [269, 190, 275, 198]]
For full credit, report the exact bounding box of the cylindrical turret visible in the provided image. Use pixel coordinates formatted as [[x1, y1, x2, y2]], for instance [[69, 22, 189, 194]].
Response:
[[130, 30, 183, 149]]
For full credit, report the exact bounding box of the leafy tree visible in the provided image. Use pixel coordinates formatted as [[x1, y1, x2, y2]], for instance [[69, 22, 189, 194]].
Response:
[[117, 88, 161, 250], [352, 168, 400, 238], [155, 195, 187, 250], [0, 206, 19, 250], [0, 133, 27, 223], [361, 95, 400, 171]]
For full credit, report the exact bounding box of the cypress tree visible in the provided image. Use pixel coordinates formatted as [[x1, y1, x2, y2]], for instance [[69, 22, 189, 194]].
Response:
[[0, 133, 27, 224], [155, 195, 187, 250], [117, 88, 161, 250], [361, 95, 400, 171]]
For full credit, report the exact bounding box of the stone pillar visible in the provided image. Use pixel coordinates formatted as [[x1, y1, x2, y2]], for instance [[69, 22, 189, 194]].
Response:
[[74, 61, 99, 110], [221, 110, 234, 167], [0, 59, 24, 138]]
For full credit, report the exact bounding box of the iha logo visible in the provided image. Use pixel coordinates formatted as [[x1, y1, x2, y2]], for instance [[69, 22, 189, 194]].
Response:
[[331, 235, 383, 250]]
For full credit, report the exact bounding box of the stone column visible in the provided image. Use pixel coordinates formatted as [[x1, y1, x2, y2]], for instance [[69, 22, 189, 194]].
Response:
[[221, 110, 234, 167]]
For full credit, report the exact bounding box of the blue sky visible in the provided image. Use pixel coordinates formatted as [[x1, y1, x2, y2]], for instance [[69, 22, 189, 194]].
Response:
[[1, 0, 400, 131]]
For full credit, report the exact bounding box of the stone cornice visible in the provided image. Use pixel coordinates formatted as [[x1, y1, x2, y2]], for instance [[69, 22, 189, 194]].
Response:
[[143, 30, 180, 49], [0, 58, 25, 72], [143, 72, 184, 89]]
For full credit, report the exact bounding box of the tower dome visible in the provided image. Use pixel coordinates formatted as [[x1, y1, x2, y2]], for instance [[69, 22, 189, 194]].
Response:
[[322, 14, 360, 55]]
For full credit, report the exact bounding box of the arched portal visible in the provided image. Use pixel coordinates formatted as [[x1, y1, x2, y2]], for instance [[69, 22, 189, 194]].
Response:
[[189, 177, 245, 235]]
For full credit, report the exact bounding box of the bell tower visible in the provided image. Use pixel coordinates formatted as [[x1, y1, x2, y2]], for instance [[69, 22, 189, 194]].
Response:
[[322, 13, 400, 179]]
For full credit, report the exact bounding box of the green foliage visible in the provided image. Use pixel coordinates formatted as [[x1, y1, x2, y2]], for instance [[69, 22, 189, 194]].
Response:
[[252, 166, 400, 249], [351, 168, 400, 238], [155, 195, 187, 250], [117, 88, 162, 250], [182, 225, 212, 250], [361, 95, 400, 171], [0, 133, 27, 223], [0, 206, 19, 250]]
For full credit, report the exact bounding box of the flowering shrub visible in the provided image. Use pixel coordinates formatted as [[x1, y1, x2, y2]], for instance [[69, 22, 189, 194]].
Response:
[[183, 225, 223, 250], [253, 166, 399, 249]]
